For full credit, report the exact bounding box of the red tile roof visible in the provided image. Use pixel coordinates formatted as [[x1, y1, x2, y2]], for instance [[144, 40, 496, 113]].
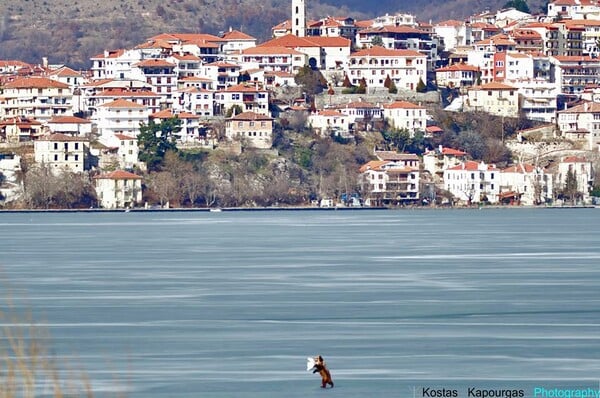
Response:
[[472, 82, 517, 90], [562, 156, 588, 163], [221, 30, 256, 41], [4, 77, 70, 89], [220, 83, 266, 93], [259, 34, 350, 48], [503, 164, 536, 173], [114, 133, 137, 140], [47, 116, 91, 124], [359, 160, 389, 173], [229, 111, 273, 121], [351, 46, 424, 58], [134, 59, 176, 68], [94, 170, 142, 180], [436, 63, 480, 72], [242, 46, 305, 55], [38, 133, 86, 142], [100, 98, 145, 108], [150, 109, 200, 119], [384, 100, 425, 109], [447, 160, 498, 171]]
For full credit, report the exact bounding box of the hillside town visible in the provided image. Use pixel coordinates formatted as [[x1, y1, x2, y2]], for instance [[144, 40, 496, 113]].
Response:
[[1, 0, 600, 209]]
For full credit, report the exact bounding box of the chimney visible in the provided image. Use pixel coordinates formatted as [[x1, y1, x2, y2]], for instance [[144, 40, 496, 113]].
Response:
[[42, 57, 48, 68]]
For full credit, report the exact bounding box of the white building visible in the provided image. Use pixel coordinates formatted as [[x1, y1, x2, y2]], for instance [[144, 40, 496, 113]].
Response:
[[444, 160, 500, 204], [173, 87, 214, 117], [434, 20, 472, 51], [423, 146, 468, 183], [225, 111, 273, 149], [94, 98, 150, 140], [220, 29, 258, 54], [435, 63, 480, 88], [556, 156, 594, 202], [98, 133, 139, 170], [359, 156, 420, 205], [518, 80, 558, 123], [557, 101, 600, 150], [500, 163, 554, 205], [347, 46, 427, 90], [382, 100, 427, 135], [45, 116, 93, 137], [34, 133, 87, 173], [466, 81, 519, 117], [308, 109, 350, 136], [94, 170, 143, 209], [238, 46, 307, 73], [0, 77, 73, 123], [150, 109, 204, 143], [214, 83, 269, 116]]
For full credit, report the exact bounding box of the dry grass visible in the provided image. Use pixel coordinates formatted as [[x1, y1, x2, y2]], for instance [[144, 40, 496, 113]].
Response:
[[0, 298, 95, 398]]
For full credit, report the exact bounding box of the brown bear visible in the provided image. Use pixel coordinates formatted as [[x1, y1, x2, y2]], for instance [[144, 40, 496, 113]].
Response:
[[312, 355, 334, 388]]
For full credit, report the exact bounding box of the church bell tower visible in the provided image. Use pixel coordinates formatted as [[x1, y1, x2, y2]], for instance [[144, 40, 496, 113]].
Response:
[[292, 0, 306, 37]]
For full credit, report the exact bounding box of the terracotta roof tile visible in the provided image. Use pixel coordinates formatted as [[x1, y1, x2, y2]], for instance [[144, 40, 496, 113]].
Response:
[[94, 170, 142, 180], [4, 77, 70, 89], [100, 98, 145, 108], [351, 46, 424, 58]]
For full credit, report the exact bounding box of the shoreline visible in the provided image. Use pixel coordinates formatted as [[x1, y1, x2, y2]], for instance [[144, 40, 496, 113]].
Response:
[[0, 205, 597, 214]]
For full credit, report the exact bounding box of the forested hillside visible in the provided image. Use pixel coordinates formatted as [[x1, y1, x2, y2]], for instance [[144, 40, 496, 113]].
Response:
[[0, 0, 545, 68]]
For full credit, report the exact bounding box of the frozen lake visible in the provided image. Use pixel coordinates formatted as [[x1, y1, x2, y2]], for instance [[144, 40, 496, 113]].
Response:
[[1, 209, 600, 397]]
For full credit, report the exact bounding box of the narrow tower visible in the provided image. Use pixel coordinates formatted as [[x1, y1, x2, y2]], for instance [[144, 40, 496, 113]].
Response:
[[292, 0, 306, 37]]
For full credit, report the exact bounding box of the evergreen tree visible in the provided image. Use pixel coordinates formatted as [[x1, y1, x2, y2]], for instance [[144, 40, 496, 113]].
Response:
[[503, 0, 530, 13], [138, 117, 181, 171], [384, 75, 392, 89], [416, 78, 427, 93], [563, 168, 579, 204], [371, 36, 384, 47], [388, 80, 398, 94], [357, 77, 367, 94]]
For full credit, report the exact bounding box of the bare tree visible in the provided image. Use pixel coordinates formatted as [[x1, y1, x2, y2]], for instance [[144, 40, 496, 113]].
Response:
[[147, 171, 179, 207]]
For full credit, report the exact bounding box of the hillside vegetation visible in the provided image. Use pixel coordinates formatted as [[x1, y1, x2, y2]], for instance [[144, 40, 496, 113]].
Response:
[[0, 0, 546, 68]]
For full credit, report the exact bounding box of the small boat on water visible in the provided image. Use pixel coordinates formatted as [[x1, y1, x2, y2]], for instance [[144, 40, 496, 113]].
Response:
[[209, 208, 222, 212]]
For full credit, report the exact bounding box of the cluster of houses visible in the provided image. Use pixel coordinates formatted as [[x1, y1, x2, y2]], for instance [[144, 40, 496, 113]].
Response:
[[1, 0, 599, 208]]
